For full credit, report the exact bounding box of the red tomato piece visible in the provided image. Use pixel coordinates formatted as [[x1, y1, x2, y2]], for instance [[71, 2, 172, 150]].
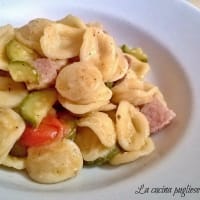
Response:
[[20, 115, 64, 147]]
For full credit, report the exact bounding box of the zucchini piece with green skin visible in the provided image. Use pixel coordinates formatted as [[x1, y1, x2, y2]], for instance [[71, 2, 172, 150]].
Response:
[[7, 61, 38, 83], [121, 45, 148, 62], [57, 112, 77, 140], [67, 128, 76, 140], [6, 39, 38, 62], [75, 127, 118, 166], [19, 89, 57, 127]]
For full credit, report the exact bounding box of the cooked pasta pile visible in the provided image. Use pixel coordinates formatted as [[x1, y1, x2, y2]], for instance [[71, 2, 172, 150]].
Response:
[[0, 15, 176, 184]]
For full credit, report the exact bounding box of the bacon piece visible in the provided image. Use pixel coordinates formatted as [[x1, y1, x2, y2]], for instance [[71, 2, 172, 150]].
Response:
[[141, 98, 176, 133], [26, 58, 58, 90]]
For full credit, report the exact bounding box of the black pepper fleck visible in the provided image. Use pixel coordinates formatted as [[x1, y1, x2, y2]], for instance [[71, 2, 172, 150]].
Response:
[[117, 115, 121, 120]]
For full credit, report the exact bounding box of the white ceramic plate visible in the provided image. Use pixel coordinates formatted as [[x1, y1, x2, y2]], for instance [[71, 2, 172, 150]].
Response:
[[0, 0, 200, 199]]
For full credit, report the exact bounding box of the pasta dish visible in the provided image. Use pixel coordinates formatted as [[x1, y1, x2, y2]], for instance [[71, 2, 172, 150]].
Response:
[[0, 15, 176, 184]]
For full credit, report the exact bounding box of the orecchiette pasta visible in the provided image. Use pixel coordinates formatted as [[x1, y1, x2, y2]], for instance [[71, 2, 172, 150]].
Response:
[[87, 22, 104, 29], [40, 23, 84, 59], [110, 48, 129, 82], [80, 27, 128, 82], [0, 76, 28, 108], [26, 139, 83, 184], [56, 61, 112, 104], [58, 95, 110, 115], [58, 15, 86, 29], [15, 18, 54, 55], [75, 127, 116, 162], [56, 61, 112, 114], [2, 155, 26, 170], [0, 24, 14, 70], [116, 101, 150, 151], [0, 108, 25, 164], [96, 103, 116, 112], [110, 138, 155, 165], [112, 69, 160, 106], [77, 112, 116, 147], [124, 53, 150, 79], [59, 99, 116, 115]]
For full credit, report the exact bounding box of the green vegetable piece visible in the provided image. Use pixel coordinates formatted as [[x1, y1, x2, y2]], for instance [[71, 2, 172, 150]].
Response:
[[7, 61, 38, 83], [19, 89, 57, 127], [57, 112, 77, 140], [121, 44, 148, 62], [105, 82, 113, 89], [6, 39, 38, 62], [67, 128, 76, 141], [85, 146, 120, 166]]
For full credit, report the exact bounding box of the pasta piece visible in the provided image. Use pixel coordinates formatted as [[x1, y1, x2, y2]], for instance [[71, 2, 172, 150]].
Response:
[[0, 76, 27, 108], [116, 101, 150, 151], [80, 28, 128, 82], [87, 22, 103, 29], [124, 53, 150, 79], [0, 24, 15, 71], [96, 103, 116, 112], [26, 139, 83, 184], [56, 61, 112, 105], [0, 108, 25, 164], [108, 48, 129, 82], [15, 18, 54, 55], [58, 15, 86, 29], [110, 138, 155, 165], [58, 95, 110, 115], [2, 155, 26, 170], [56, 61, 107, 103], [75, 127, 118, 165], [112, 69, 160, 106], [80, 27, 115, 76], [77, 112, 116, 147], [40, 23, 84, 59]]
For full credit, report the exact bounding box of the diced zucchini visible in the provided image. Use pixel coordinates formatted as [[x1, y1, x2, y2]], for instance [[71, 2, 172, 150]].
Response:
[[19, 89, 57, 127], [75, 127, 119, 166], [121, 45, 148, 62], [7, 61, 38, 83], [57, 112, 77, 140], [67, 128, 76, 140], [0, 76, 28, 108], [6, 39, 38, 62]]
